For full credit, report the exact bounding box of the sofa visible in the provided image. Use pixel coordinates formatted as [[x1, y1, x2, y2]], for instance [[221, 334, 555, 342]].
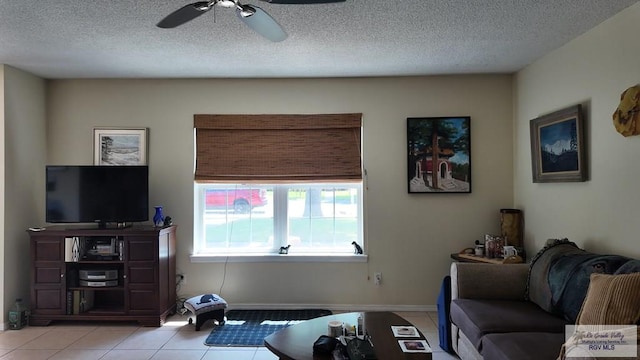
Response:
[[449, 240, 640, 360]]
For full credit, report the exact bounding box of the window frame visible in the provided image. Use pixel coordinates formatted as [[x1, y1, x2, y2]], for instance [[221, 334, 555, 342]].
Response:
[[192, 183, 365, 259]]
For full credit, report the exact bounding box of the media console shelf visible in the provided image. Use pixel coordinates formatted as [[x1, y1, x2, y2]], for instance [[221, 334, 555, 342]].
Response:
[[28, 225, 176, 327]]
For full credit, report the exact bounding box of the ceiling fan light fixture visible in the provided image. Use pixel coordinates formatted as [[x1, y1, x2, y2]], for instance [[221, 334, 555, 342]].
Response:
[[239, 4, 256, 17], [195, 1, 215, 11], [217, 0, 237, 8]]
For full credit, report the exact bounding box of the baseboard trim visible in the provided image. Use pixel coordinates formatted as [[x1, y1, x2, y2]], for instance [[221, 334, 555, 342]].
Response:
[[225, 303, 436, 312]]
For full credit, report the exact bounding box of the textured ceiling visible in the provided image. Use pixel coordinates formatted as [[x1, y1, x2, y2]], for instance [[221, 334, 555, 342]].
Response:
[[0, 0, 637, 79]]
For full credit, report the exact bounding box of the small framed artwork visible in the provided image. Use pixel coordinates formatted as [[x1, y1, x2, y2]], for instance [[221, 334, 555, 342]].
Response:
[[407, 117, 471, 193], [530, 105, 587, 182], [94, 128, 148, 166]]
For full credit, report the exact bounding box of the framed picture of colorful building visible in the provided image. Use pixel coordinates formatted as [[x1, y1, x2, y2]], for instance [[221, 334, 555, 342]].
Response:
[[407, 117, 471, 193]]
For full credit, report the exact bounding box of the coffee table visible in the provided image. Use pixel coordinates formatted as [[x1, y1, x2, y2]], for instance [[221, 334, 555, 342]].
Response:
[[264, 311, 432, 359]]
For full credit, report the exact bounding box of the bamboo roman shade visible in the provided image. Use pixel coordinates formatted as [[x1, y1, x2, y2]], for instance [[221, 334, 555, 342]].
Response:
[[194, 114, 362, 183]]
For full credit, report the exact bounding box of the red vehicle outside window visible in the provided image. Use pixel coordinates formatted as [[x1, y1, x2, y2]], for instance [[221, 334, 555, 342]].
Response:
[[205, 189, 268, 213]]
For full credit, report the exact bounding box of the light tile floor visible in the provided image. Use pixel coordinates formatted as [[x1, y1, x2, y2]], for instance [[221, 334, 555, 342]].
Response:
[[0, 312, 458, 359]]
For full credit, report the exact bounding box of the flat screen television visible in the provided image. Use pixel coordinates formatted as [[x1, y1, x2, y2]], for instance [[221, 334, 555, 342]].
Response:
[[46, 165, 149, 228]]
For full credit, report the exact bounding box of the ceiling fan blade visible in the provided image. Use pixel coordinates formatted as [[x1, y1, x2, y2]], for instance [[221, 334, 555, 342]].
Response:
[[259, 0, 345, 3], [237, 6, 287, 42], [157, 2, 211, 28]]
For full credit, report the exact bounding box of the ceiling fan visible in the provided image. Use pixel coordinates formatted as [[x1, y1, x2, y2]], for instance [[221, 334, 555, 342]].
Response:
[[157, 0, 346, 42]]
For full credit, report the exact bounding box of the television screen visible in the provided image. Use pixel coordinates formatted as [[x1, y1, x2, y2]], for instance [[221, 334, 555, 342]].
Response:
[[46, 166, 149, 226]]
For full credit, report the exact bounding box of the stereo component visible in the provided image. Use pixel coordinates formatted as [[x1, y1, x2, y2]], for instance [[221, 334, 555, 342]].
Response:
[[79, 269, 118, 281], [79, 280, 118, 287]]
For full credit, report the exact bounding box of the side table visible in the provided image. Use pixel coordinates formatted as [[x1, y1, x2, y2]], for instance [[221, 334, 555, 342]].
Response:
[[450, 253, 524, 264]]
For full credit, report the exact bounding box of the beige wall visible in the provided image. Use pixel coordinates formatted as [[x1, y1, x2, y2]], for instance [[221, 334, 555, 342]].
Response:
[[1, 65, 47, 328], [514, 3, 640, 259], [46, 75, 514, 309]]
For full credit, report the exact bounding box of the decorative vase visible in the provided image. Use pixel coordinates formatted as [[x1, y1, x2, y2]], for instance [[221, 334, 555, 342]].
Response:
[[153, 206, 165, 227]]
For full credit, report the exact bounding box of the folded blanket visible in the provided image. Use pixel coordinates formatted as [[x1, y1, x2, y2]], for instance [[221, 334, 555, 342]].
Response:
[[527, 239, 637, 322]]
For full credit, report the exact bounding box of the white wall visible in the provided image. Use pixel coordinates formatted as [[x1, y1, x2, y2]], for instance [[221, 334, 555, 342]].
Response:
[[515, 3, 640, 258], [1, 66, 47, 327], [46, 75, 513, 309]]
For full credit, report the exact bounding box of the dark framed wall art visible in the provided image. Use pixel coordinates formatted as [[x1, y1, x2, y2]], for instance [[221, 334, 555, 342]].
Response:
[[530, 105, 587, 183], [407, 117, 471, 193]]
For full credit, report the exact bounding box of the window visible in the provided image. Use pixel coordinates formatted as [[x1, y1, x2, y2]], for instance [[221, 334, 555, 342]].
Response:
[[193, 183, 362, 255], [193, 114, 363, 258]]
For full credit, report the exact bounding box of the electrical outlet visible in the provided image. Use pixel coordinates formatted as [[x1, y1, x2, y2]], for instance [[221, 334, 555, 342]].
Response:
[[374, 272, 382, 285]]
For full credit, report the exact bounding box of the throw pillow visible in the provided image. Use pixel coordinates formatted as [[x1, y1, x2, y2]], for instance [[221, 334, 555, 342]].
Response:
[[557, 272, 640, 360], [576, 272, 640, 325]]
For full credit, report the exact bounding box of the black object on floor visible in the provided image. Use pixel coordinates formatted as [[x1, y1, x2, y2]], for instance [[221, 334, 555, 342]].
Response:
[[204, 309, 332, 347]]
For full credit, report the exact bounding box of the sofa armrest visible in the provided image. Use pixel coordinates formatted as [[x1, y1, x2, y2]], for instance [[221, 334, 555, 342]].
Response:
[[450, 262, 529, 300]]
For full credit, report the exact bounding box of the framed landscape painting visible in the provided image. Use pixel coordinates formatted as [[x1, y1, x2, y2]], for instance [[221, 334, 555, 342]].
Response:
[[407, 117, 471, 193], [94, 128, 148, 166], [530, 105, 587, 183]]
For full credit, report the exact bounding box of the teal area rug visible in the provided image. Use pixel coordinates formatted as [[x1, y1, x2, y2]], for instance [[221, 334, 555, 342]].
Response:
[[204, 309, 332, 347]]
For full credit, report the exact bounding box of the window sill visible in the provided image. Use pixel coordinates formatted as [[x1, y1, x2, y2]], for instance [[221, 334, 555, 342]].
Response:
[[190, 253, 368, 263]]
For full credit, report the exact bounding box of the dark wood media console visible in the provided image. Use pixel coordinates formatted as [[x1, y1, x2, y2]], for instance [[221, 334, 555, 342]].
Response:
[[28, 225, 177, 327]]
